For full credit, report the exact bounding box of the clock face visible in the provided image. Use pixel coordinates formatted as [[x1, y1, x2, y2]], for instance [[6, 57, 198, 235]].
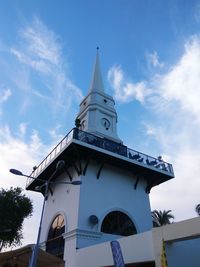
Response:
[[101, 118, 110, 130]]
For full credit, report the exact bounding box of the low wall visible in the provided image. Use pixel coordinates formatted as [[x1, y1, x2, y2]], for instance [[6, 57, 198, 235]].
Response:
[[75, 231, 155, 267]]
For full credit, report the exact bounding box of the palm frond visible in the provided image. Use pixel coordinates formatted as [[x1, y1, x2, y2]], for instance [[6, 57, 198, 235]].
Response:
[[151, 209, 175, 227]]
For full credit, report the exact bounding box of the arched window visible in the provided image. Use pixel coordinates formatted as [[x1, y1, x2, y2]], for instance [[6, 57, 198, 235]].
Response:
[[101, 211, 137, 236], [46, 214, 65, 259]]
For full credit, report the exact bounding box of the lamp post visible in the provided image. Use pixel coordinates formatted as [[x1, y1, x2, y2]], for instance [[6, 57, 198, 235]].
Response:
[[10, 160, 82, 267]]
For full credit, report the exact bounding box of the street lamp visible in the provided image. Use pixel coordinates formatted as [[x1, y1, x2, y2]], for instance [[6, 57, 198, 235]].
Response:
[[10, 160, 82, 267]]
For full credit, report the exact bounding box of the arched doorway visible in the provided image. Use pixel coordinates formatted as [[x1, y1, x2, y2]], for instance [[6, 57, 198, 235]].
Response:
[[46, 214, 65, 259], [101, 211, 137, 236]]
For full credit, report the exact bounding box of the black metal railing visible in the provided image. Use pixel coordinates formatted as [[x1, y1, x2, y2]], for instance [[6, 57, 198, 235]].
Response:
[[26, 128, 174, 187], [73, 128, 127, 157], [74, 129, 174, 174]]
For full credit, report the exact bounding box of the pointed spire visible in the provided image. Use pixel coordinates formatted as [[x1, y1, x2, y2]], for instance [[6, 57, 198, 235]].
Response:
[[89, 47, 104, 92]]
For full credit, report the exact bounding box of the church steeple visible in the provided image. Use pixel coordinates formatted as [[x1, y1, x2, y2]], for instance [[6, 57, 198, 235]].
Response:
[[76, 49, 121, 143], [89, 47, 104, 93]]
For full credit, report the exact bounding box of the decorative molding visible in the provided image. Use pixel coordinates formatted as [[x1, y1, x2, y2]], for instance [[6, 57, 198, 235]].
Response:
[[63, 229, 102, 242]]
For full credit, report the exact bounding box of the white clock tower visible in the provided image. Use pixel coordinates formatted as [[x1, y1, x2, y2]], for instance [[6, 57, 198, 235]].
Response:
[[76, 48, 121, 143], [26, 49, 174, 267]]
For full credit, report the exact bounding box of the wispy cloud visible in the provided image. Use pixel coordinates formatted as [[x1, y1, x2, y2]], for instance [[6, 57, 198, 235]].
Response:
[[20, 17, 61, 65], [146, 51, 164, 68], [194, 2, 200, 23], [48, 124, 64, 142], [0, 88, 12, 116], [0, 88, 12, 103], [108, 35, 200, 220], [10, 47, 51, 75], [10, 16, 83, 114]]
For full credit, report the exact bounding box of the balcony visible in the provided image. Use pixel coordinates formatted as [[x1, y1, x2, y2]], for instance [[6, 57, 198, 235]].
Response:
[[26, 128, 174, 188]]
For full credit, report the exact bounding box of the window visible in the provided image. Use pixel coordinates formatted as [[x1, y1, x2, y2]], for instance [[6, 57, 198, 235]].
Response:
[[46, 214, 65, 259], [101, 211, 137, 236]]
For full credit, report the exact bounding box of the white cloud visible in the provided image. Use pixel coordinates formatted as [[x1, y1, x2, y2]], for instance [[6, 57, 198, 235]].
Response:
[[0, 88, 12, 116], [149, 122, 200, 220], [49, 124, 64, 142], [0, 88, 12, 103], [21, 17, 61, 65], [10, 17, 83, 114], [109, 35, 200, 221], [10, 48, 51, 75], [109, 35, 200, 119], [109, 36, 200, 118], [146, 51, 164, 68], [107, 65, 151, 104], [155, 36, 200, 122], [10, 17, 61, 72], [0, 125, 49, 188], [18, 123, 27, 139]]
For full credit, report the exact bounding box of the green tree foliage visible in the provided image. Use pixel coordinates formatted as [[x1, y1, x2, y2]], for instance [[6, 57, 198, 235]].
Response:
[[0, 187, 33, 251], [151, 209, 175, 227], [195, 204, 200, 216]]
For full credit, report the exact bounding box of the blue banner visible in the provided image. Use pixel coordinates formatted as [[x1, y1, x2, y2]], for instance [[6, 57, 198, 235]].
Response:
[[110, 240, 125, 267]]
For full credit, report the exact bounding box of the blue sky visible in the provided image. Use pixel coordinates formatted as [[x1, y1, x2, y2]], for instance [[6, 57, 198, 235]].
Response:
[[1, 0, 200, 247]]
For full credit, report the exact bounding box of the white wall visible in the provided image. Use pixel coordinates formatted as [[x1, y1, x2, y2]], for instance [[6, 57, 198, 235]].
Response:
[[77, 160, 152, 247], [40, 168, 81, 244], [75, 231, 154, 267], [152, 217, 200, 267]]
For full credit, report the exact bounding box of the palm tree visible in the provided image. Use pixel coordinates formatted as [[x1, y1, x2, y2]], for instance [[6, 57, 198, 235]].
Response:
[[151, 210, 174, 227], [195, 204, 200, 216]]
